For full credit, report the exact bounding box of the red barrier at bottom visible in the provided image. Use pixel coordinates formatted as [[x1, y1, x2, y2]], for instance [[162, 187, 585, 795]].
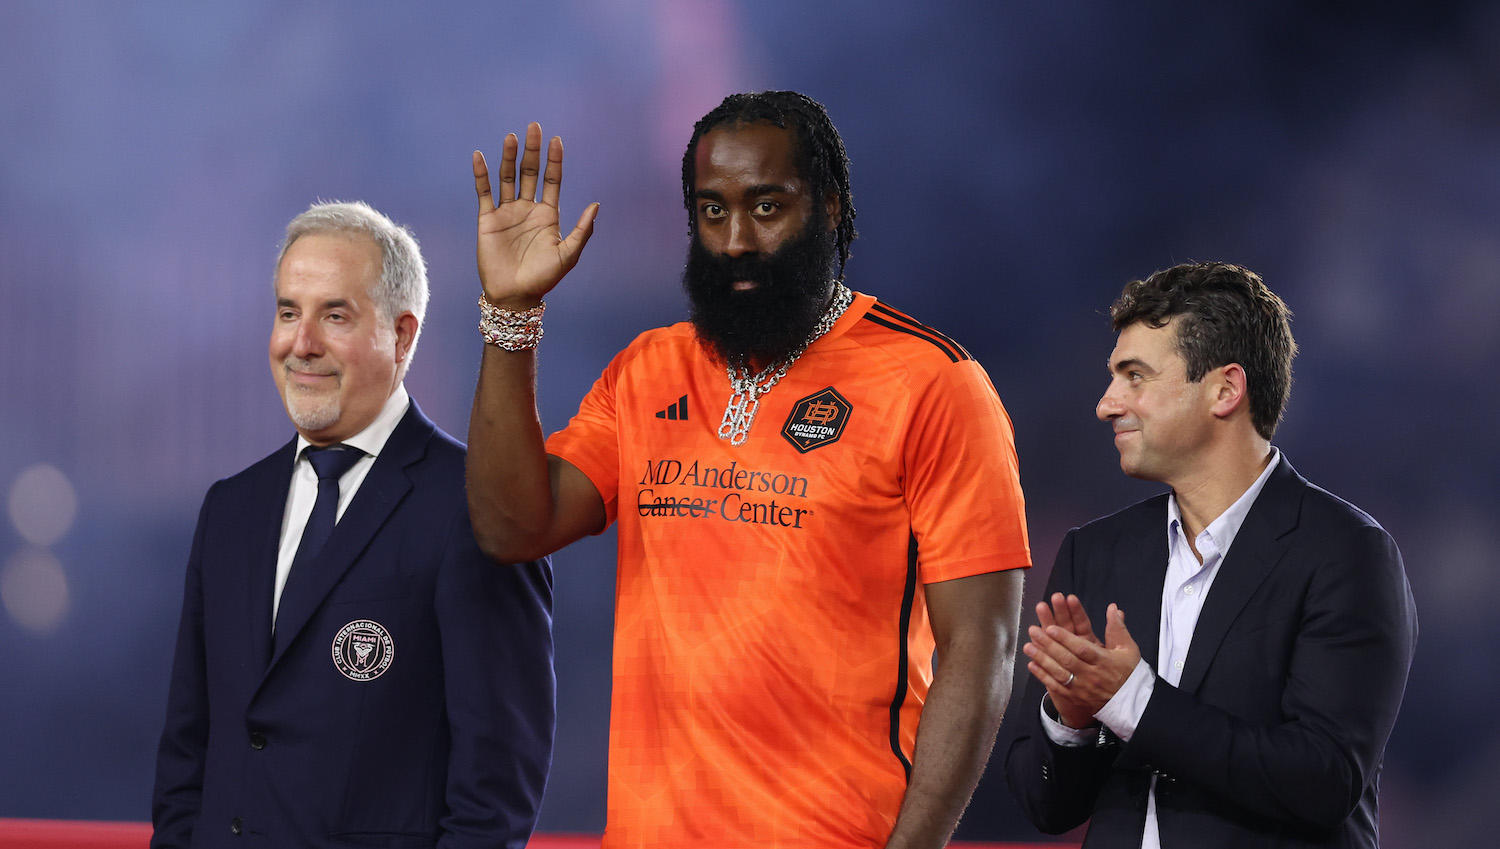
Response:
[[0, 821, 152, 849], [0, 819, 1074, 849]]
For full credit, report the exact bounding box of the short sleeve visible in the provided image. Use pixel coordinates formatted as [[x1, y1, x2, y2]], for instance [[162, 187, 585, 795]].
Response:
[[904, 360, 1032, 583], [546, 351, 626, 529]]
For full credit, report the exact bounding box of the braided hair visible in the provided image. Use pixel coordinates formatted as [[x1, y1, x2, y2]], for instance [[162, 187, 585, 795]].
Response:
[[682, 91, 858, 279]]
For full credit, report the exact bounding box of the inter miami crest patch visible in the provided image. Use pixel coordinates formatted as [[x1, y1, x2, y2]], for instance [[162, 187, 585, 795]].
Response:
[[332, 619, 394, 682], [782, 387, 852, 453]]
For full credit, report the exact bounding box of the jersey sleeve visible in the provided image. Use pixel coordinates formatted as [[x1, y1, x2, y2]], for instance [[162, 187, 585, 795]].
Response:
[[545, 349, 627, 530], [904, 359, 1032, 583]]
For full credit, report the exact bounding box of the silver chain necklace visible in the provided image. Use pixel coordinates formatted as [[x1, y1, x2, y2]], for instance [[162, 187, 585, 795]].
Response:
[[717, 283, 854, 446]]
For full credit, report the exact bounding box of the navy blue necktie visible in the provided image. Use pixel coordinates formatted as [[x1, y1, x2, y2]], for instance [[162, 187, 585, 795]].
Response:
[[270, 445, 365, 655], [290, 445, 366, 576]]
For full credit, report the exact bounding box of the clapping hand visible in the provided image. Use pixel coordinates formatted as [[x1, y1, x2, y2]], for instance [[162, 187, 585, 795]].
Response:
[[1023, 594, 1141, 728]]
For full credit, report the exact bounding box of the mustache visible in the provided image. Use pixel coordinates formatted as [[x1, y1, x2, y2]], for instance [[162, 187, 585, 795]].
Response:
[[283, 357, 337, 378], [710, 253, 779, 287]]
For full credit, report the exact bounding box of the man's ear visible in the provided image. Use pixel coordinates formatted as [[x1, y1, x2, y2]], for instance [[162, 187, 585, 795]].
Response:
[[394, 312, 419, 363], [1210, 363, 1249, 420], [823, 190, 840, 231]]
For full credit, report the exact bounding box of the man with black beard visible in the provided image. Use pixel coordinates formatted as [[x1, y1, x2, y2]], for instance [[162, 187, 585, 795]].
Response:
[[681, 193, 838, 366], [465, 91, 1032, 849]]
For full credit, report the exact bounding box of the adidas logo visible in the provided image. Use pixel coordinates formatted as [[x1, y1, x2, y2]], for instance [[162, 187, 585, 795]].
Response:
[[655, 395, 689, 421]]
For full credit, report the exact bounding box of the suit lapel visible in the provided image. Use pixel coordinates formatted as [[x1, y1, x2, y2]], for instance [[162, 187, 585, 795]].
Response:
[[1177, 458, 1305, 694], [1113, 497, 1169, 670], [264, 403, 432, 674], [249, 439, 299, 673]]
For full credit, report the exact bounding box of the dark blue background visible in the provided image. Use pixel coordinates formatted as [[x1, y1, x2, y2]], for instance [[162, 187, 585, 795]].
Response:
[[2, 2, 1493, 845]]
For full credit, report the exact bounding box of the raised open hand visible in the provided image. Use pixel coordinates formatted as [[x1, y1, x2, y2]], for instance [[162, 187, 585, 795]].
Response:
[[473, 122, 599, 308]]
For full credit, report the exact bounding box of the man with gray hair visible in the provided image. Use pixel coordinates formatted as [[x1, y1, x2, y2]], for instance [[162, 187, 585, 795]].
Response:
[[152, 201, 556, 848]]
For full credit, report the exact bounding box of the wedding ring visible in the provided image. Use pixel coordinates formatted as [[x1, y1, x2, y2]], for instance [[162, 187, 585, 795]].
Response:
[[1064, 672, 1076, 687]]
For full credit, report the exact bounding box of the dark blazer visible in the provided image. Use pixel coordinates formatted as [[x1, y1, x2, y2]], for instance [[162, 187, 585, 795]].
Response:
[[152, 401, 555, 849], [1005, 457, 1416, 848]]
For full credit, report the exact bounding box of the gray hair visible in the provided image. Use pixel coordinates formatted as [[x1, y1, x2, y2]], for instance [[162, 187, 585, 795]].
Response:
[[276, 200, 430, 362]]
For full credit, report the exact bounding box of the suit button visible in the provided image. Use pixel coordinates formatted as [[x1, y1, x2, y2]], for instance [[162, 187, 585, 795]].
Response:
[[230, 817, 243, 835], [249, 732, 266, 750]]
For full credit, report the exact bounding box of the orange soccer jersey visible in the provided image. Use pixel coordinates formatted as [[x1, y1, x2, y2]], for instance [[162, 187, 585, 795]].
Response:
[[546, 291, 1031, 848]]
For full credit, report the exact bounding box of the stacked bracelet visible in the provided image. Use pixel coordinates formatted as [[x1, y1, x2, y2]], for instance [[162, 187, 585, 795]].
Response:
[[478, 295, 545, 351]]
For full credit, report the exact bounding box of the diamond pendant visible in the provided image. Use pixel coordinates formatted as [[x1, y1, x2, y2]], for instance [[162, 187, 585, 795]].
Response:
[[718, 386, 758, 445]]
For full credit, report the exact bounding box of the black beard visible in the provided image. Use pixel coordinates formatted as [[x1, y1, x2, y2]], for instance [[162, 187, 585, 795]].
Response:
[[682, 220, 839, 367]]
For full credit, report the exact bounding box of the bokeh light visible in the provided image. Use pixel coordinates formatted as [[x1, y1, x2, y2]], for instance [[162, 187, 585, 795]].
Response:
[[8, 464, 78, 547], [1, 547, 71, 635]]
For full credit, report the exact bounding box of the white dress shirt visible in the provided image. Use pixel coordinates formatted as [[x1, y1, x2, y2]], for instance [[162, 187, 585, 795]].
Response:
[[271, 384, 410, 627], [1041, 448, 1281, 848]]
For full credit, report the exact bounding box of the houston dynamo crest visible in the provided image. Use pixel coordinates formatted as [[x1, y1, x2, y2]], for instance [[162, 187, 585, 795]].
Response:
[[782, 387, 852, 453]]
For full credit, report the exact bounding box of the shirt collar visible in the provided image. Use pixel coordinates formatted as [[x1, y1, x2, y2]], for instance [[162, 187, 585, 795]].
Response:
[[816, 288, 872, 348], [294, 384, 410, 461], [1167, 447, 1281, 554]]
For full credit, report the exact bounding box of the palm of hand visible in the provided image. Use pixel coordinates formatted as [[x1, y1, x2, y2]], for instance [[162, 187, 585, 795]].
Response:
[[478, 201, 568, 299], [472, 124, 597, 305]]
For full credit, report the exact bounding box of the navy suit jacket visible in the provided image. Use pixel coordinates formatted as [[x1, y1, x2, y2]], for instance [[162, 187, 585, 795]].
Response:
[[1004, 457, 1416, 848], [152, 401, 555, 849]]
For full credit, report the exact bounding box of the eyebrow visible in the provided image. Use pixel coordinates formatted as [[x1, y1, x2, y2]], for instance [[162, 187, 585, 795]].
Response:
[[745, 183, 791, 196], [277, 297, 352, 310], [1110, 356, 1155, 374], [693, 183, 793, 202]]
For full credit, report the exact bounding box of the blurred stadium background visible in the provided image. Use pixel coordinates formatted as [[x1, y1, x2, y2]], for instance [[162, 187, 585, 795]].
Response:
[[2, 2, 1495, 845]]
